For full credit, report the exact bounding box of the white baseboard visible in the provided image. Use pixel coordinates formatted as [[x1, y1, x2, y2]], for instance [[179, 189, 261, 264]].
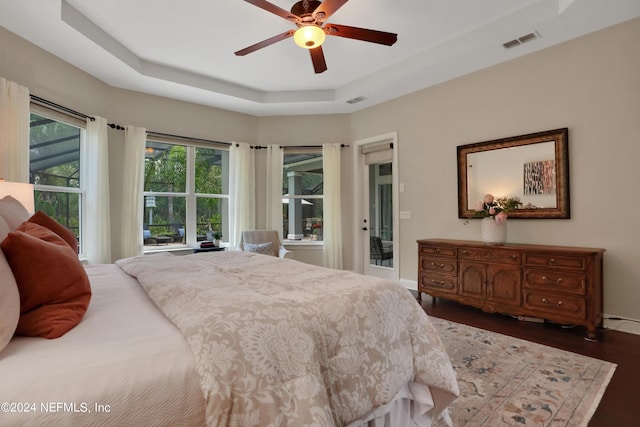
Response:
[[399, 280, 640, 337], [603, 315, 640, 336], [399, 278, 417, 291]]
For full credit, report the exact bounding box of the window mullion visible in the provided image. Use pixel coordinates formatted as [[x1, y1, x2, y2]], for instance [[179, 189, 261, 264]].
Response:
[[186, 146, 196, 245]]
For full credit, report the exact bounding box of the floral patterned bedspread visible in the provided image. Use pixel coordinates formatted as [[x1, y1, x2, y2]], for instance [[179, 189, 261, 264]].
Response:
[[116, 251, 458, 427]]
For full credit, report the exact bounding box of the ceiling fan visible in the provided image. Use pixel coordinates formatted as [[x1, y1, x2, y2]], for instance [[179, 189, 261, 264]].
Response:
[[234, 0, 398, 73]]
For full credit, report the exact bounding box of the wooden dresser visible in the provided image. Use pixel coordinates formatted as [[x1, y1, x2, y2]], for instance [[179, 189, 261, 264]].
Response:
[[417, 239, 605, 341]]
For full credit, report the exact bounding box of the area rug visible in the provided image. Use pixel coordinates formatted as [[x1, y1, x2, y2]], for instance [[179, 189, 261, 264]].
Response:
[[430, 317, 616, 427]]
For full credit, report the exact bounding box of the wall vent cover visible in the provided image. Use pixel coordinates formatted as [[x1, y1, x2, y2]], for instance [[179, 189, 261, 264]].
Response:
[[503, 31, 540, 49], [346, 96, 367, 104]]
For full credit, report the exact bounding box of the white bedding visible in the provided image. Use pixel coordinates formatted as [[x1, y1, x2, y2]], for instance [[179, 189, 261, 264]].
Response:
[[0, 264, 205, 426], [117, 251, 458, 426], [0, 256, 457, 426]]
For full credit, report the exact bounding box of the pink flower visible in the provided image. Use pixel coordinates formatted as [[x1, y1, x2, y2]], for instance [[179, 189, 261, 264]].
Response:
[[495, 211, 508, 223], [473, 201, 484, 211], [483, 194, 494, 204], [489, 207, 496, 215]]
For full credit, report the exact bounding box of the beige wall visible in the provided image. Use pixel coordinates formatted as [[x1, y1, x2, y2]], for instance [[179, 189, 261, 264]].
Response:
[[2, 17, 639, 327], [350, 18, 640, 327]]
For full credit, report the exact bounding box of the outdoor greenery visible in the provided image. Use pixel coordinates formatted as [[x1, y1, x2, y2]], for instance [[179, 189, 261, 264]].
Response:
[[144, 143, 225, 237], [29, 113, 81, 237]]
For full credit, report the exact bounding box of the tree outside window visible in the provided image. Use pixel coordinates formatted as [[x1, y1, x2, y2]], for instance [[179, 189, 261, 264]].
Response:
[[29, 112, 83, 253], [143, 141, 228, 248]]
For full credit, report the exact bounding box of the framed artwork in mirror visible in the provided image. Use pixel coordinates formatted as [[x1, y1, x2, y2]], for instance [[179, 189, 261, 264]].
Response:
[[457, 128, 570, 219]]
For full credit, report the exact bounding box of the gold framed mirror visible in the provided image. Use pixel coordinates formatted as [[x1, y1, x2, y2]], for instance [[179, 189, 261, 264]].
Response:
[[457, 128, 570, 219]]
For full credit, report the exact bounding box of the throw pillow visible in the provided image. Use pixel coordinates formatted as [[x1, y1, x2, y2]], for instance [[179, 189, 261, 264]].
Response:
[[243, 241, 275, 256], [1, 222, 91, 339], [0, 195, 30, 231], [0, 215, 20, 353], [28, 210, 78, 254]]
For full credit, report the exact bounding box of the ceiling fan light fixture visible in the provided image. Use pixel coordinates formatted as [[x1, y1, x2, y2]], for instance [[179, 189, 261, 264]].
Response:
[[294, 25, 326, 49]]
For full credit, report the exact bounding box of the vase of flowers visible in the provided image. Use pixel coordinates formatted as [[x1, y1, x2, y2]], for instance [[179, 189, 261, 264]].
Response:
[[472, 194, 521, 245]]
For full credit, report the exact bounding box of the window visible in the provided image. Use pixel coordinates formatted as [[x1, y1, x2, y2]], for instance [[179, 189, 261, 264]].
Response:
[[282, 151, 323, 242], [144, 140, 229, 249], [29, 111, 84, 254]]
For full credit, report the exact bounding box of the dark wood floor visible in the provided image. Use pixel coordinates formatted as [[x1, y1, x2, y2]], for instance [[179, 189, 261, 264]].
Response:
[[417, 295, 640, 427]]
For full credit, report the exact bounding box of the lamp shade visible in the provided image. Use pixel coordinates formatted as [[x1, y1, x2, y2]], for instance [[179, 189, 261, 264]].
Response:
[[0, 181, 35, 214], [293, 25, 326, 49]]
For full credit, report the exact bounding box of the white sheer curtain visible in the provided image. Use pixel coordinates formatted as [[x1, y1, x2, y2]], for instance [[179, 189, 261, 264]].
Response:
[[229, 142, 255, 250], [84, 116, 111, 264], [266, 145, 283, 237], [322, 143, 343, 269], [120, 125, 147, 258], [0, 78, 30, 182]]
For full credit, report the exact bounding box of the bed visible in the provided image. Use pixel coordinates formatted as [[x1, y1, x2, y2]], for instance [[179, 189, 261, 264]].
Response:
[[0, 198, 458, 426]]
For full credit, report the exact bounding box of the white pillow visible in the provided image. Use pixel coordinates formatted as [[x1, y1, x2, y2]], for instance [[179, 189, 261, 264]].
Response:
[[0, 215, 20, 353], [0, 195, 31, 231], [243, 241, 275, 256]]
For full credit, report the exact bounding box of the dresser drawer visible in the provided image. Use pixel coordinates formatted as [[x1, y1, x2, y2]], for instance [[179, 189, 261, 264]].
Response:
[[523, 253, 587, 271], [523, 269, 586, 295], [419, 245, 457, 258], [522, 291, 586, 322], [419, 273, 457, 294], [459, 247, 521, 265], [419, 256, 457, 275]]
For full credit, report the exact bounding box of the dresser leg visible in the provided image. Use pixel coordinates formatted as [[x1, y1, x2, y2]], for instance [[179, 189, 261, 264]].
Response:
[[584, 327, 600, 342]]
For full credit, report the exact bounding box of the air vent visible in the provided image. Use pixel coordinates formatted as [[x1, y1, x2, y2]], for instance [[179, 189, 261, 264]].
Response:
[[346, 96, 367, 104], [502, 31, 540, 49]]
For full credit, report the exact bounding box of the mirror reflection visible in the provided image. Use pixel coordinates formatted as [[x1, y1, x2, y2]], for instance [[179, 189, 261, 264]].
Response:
[[467, 141, 557, 209]]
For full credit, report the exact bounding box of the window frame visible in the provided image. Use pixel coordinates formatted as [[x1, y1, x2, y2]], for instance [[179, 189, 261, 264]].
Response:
[[29, 106, 86, 256], [281, 149, 324, 245], [143, 138, 229, 251]]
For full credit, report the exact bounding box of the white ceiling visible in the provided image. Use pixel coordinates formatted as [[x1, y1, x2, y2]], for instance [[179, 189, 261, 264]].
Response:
[[1, 0, 639, 117]]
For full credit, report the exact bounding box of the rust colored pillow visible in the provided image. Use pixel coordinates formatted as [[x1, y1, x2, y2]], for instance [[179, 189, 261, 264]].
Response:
[[1, 222, 91, 339], [28, 211, 78, 254]]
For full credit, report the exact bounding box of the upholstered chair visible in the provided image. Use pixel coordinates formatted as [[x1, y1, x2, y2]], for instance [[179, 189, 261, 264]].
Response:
[[238, 230, 293, 259]]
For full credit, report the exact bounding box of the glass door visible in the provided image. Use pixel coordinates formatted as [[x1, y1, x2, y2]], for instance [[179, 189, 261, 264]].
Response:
[[360, 142, 398, 281], [368, 162, 393, 269]]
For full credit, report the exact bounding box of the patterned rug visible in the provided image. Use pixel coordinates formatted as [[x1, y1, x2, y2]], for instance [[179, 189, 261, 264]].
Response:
[[430, 318, 616, 427]]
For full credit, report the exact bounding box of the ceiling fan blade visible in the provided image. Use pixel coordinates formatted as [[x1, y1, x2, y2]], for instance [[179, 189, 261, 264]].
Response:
[[234, 30, 295, 56], [313, 0, 349, 22], [309, 46, 328, 74], [243, 0, 299, 23], [324, 24, 397, 46]]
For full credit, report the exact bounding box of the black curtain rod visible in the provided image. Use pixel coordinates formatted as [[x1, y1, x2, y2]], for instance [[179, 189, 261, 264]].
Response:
[[232, 145, 272, 150], [236, 144, 349, 150], [29, 96, 350, 150], [30, 95, 95, 122], [148, 131, 230, 146], [279, 143, 350, 149]]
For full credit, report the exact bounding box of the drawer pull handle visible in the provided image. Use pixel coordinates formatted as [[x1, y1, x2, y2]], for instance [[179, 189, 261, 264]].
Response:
[[542, 298, 563, 308], [542, 276, 563, 285], [548, 258, 557, 266], [431, 280, 446, 286], [430, 262, 445, 269], [435, 248, 440, 254], [462, 250, 469, 255]]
